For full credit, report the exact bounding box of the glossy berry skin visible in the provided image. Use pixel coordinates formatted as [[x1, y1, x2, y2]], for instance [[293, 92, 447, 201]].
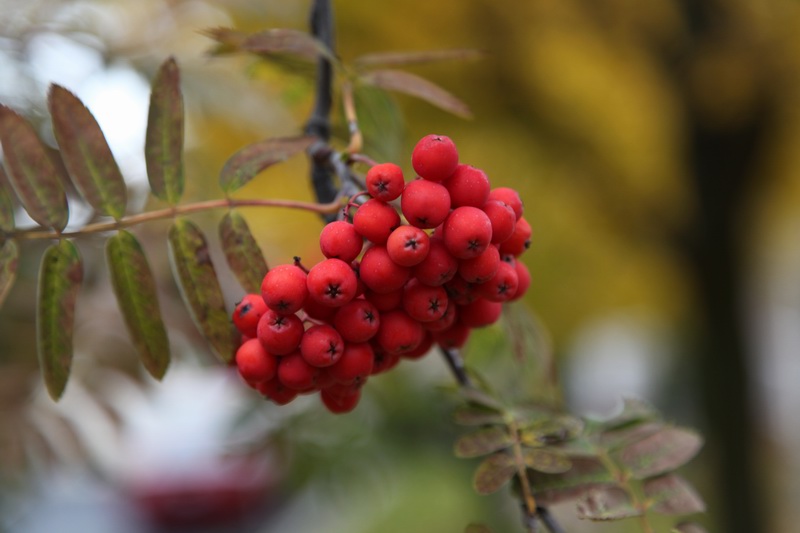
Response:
[[306, 258, 358, 308], [402, 278, 448, 323], [261, 264, 308, 315], [443, 164, 490, 208], [359, 245, 410, 293], [498, 216, 531, 256], [413, 238, 458, 287], [459, 298, 503, 328], [321, 388, 361, 414], [319, 220, 363, 263], [353, 198, 401, 244], [327, 342, 374, 384], [232, 293, 268, 338], [432, 321, 471, 350], [333, 298, 380, 343], [401, 179, 451, 229], [386, 225, 430, 267], [300, 324, 345, 368], [402, 332, 434, 360], [375, 309, 424, 355], [258, 378, 298, 405], [423, 301, 457, 332], [483, 200, 517, 244], [511, 259, 531, 301], [488, 187, 524, 220], [443, 206, 493, 259], [235, 338, 277, 385], [477, 260, 519, 302], [411, 134, 459, 182], [256, 310, 303, 355], [458, 244, 500, 284], [277, 351, 320, 390], [365, 162, 405, 202]]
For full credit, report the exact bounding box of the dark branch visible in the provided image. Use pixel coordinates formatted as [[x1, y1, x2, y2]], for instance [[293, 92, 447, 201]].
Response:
[[536, 507, 564, 533], [439, 346, 472, 387]]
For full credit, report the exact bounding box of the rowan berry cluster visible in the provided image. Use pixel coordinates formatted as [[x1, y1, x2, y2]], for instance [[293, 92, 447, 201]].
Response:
[[231, 134, 532, 413]]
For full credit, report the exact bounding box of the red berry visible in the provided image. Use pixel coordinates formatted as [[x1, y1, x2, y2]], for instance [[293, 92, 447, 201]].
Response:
[[303, 297, 338, 321], [258, 378, 298, 405], [375, 309, 424, 355], [432, 321, 471, 349], [232, 293, 268, 338], [458, 244, 500, 284], [319, 220, 363, 263], [256, 310, 304, 355], [488, 187, 523, 220], [498, 216, 531, 256], [444, 276, 478, 306], [511, 259, 531, 301], [401, 179, 451, 229], [443, 206, 493, 259], [321, 387, 361, 414], [443, 164, 490, 208], [402, 332, 434, 360], [386, 225, 430, 267], [327, 342, 374, 384], [423, 301, 458, 332], [235, 338, 278, 385], [277, 351, 320, 390], [411, 134, 459, 181], [483, 200, 517, 244], [333, 298, 380, 343], [459, 298, 503, 328], [359, 245, 410, 293], [413, 238, 458, 287], [353, 198, 401, 244], [306, 258, 358, 308], [370, 343, 401, 374], [477, 260, 519, 302], [365, 162, 405, 201], [402, 278, 448, 323], [363, 287, 403, 311], [300, 324, 345, 367], [261, 264, 308, 315]]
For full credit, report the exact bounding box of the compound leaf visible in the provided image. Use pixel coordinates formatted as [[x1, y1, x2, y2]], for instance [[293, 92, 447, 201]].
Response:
[[612, 426, 703, 480], [106, 230, 170, 379], [453, 406, 506, 427], [455, 427, 513, 458], [241, 28, 335, 62], [0, 105, 68, 231], [219, 210, 268, 294], [361, 69, 472, 118], [473, 452, 516, 495], [576, 487, 640, 521], [522, 448, 572, 474], [529, 456, 616, 506], [168, 218, 237, 363], [48, 85, 127, 219], [37, 240, 83, 400], [219, 136, 314, 193], [644, 474, 706, 515], [145, 57, 184, 205], [0, 239, 19, 311]]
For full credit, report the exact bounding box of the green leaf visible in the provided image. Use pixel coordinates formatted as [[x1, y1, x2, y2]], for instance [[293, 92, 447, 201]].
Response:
[[473, 452, 516, 495], [644, 474, 706, 515], [459, 386, 505, 411], [219, 136, 314, 193], [352, 84, 404, 163], [37, 240, 83, 400], [48, 85, 127, 220], [360, 69, 472, 118], [529, 456, 616, 506], [168, 218, 238, 363], [521, 448, 572, 474], [672, 522, 708, 533], [106, 230, 170, 379], [576, 487, 640, 521], [0, 239, 19, 310], [520, 415, 585, 446], [218, 210, 268, 294], [453, 405, 506, 426], [455, 427, 514, 458], [612, 427, 703, 480], [145, 57, 184, 205], [0, 166, 15, 233], [354, 49, 484, 69], [0, 105, 69, 231]]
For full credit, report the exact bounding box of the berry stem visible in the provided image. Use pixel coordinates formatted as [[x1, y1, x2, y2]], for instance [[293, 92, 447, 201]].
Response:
[[438, 346, 472, 387]]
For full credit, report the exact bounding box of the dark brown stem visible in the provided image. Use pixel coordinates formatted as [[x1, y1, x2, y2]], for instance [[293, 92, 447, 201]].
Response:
[[438, 346, 471, 387]]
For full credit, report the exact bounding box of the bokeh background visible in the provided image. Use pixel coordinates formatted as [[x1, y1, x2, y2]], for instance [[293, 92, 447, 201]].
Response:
[[1, 0, 799, 532]]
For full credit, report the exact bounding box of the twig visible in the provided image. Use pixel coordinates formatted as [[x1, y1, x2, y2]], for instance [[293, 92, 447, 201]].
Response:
[[536, 507, 564, 533], [439, 346, 472, 387]]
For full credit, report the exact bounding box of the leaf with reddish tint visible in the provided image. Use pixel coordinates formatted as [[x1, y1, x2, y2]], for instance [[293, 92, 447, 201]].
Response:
[[145, 57, 184, 205], [529, 456, 615, 506], [672, 522, 708, 533], [355, 49, 484, 69], [0, 166, 15, 233], [48, 85, 127, 220], [106, 230, 170, 379], [453, 406, 506, 426], [219, 136, 314, 193], [459, 386, 505, 411], [602, 397, 662, 431], [219, 210, 268, 294], [598, 421, 664, 451], [37, 240, 83, 400], [455, 427, 513, 458], [522, 448, 572, 474], [168, 218, 238, 363], [576, 487, 639, 521], [473, 452, 516, 495], [202, 27, 247, 55], [520, 414, 584, 446], [0, 105, 69, 231], [242, 29, 334, 62], [612, 426, 703, 480], [360, 70, 472, 118], [644, 474, 706, 515], [0, 239, 19, 310]]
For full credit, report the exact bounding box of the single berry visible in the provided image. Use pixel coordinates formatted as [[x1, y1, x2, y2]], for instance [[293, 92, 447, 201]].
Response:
[[256, 310, 304, 355], [359, 245, 410, 293], [365, 162, 405, 201], [402, 278, 448, 322], [458, 244, 500, 284], [327, 342, 375, 384], [300, 324, 345, 367], [413, 238, 458, 287], [370, 343, 401, 374], [443, 206, 493, 259], [443, 164, 490, 208], [258, 378, 298, 405], [261, 264, 308, 315], [488, 187, 524, 220], [483, 200, 517, 244], [401, 179, 451, 229], [498, 216, 531, 256], [432, 321, 471, 349], [477, 260, 519, 302], [375, 309, 424, 355], [306, 258, 358, 308], [333, 298, 380, 343], [423, 301, 457, 332], [235, 338, 278, 385], [277, 351, 320, 390], [353, 198, 401, 244], [402, 332, 434, 360], [411, 134, 459, 181], [386, 225, 430, 267], [321, 388, 361, 414], [511, 259, 531, 301], [459, 298, 503, 328], [319, 220, 363, 263], [232, 293, 268, 338]]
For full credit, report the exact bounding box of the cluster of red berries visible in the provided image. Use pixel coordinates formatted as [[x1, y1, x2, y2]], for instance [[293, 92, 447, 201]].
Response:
[[231, 134, 531, 413]]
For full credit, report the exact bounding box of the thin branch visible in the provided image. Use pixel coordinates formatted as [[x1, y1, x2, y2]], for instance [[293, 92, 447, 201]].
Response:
[[439, 346, 472, 387], [536, 507, 564, 533]]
